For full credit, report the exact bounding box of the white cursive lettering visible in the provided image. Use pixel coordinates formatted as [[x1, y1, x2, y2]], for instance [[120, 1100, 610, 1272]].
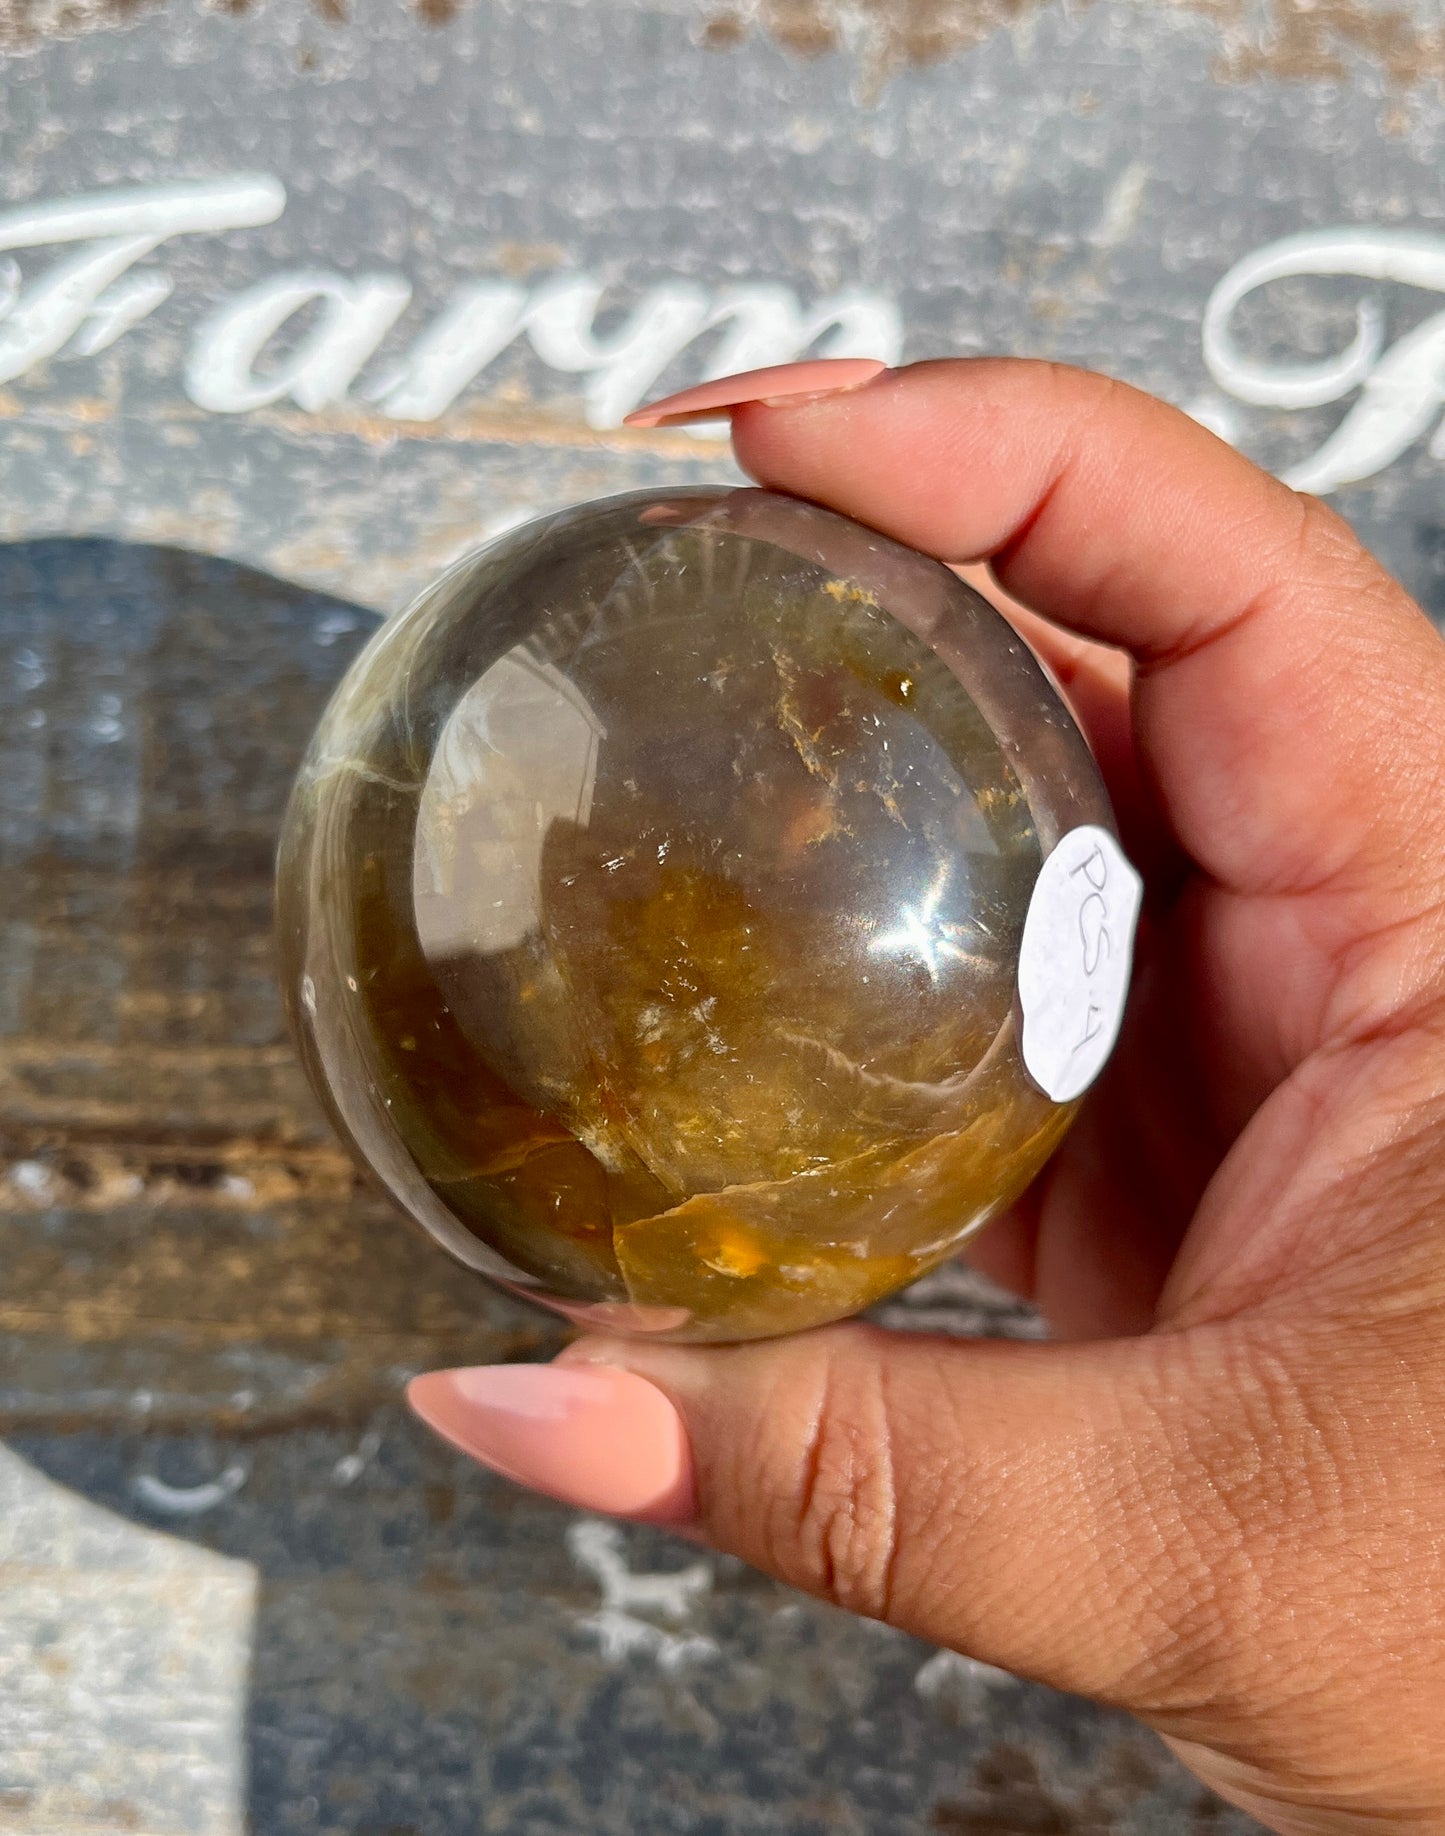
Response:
[[2, 180, 1444, 497], [1204, 227, 1445, 493], [0, 176, 285, 384], [365, 276, 901, 428], [185, 269, 414, 413]]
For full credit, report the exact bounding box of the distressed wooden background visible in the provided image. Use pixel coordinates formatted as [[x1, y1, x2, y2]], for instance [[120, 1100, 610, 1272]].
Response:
[[2, 0, 1442, 1828]]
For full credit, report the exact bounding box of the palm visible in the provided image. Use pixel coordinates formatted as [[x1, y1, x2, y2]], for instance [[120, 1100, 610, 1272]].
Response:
[[949, 517, 1442, 1343], [992, 816, 1445, 1356], [998, 875, 1274, 1337]]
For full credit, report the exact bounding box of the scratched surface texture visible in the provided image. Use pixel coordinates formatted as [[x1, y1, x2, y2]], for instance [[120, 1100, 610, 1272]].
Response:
[[1, 0, 1442, 1830]]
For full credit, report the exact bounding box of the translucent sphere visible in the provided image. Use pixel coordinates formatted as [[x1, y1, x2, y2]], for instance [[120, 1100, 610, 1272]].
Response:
[[276, 487, 1124, 1342]]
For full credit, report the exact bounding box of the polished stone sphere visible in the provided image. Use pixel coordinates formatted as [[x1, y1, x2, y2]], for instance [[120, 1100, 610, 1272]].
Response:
[[276, 487, 1126, 1341]]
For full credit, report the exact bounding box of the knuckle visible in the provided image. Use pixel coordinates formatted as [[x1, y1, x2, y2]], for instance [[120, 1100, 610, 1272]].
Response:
[[771, 1334, 903, 1623], [1287, 487, 1410, 614], [1288, 485, 1355, 555]]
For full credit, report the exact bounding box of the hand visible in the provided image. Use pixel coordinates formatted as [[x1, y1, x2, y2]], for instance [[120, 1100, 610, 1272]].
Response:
[[410, 360, 1445, 1834]]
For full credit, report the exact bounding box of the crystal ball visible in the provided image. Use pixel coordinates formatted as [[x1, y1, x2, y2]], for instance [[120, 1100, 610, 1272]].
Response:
[[276, 487, 1133, 1342]]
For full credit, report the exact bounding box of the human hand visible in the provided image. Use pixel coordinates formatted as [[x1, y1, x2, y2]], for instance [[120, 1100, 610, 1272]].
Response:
[[409, 359, 1445, 1833]]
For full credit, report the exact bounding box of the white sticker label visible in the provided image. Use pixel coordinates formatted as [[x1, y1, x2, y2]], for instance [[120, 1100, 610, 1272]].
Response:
[[1017, 825, 1142, 1104]]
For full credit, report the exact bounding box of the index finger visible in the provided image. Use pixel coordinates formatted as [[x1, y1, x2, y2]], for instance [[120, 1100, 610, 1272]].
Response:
[[730, 359, 1445, 926]]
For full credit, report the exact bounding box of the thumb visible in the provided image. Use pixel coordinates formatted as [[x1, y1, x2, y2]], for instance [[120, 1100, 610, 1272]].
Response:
[[409, 1320, 1268, 1719]]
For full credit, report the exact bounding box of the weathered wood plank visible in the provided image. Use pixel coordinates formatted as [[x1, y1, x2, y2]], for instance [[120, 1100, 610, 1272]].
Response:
[[0, 541, 564, 1440]]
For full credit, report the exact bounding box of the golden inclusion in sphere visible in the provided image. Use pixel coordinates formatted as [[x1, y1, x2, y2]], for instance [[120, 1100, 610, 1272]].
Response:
[[276, 488, 1118, 1342]]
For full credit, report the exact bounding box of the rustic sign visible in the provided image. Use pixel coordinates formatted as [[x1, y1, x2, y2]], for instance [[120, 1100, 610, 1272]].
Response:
[[2, 1, 1439, 1828]]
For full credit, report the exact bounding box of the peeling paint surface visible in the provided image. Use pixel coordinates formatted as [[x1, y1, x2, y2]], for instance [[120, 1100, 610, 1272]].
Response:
[[0, 0, 1441, 615], [1, 0, 1438, 1828], [0, 1445, 256, 1836]]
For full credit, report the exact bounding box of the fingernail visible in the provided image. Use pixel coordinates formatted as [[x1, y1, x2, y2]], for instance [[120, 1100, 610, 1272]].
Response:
[[624, 357, 887, 428], [407, 1364, 695, 1522]]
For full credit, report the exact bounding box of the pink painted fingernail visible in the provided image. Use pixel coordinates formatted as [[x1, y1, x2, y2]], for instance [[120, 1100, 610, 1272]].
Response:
[[624, 357, 887, 428], [407, 1364, 695, 1522]]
